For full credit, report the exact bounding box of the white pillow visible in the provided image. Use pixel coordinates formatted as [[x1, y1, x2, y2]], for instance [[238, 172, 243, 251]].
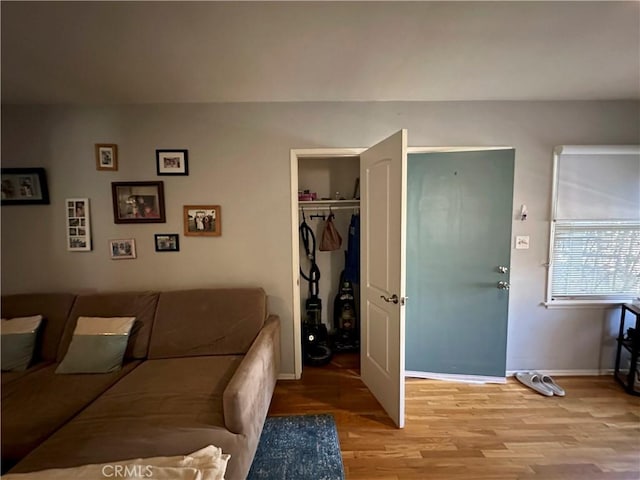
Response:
[[1, 315, 44, 371], [1, 315, 43, 333], [56, 316, 136, 374], [72, 316, 136, 335]]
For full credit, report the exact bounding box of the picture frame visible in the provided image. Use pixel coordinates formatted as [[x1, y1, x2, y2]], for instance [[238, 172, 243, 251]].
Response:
[[154, 233, 180, 252], [183, 205, 221, 236], [66, 198, 92, 251], [95, 144, 118, 171], [111, 181, 166, 224], [109, 238, 136, 259], [156, 149, 188, 176], [1, 168, 50, 205]]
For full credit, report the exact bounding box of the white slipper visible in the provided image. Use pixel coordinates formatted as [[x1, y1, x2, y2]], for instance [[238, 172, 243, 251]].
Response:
[[538, 373, 565, 396], [515, 372, 554, 396]]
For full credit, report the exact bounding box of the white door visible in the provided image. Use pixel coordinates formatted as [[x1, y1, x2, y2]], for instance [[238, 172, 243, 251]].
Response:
[[360, 130, 407, 428]]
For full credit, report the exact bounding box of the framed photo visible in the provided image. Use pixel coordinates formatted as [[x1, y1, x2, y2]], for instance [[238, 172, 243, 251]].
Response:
[[154, 233, 180, 252], [183, 205, 221, 237], [66, 198, 91, 251], [109, 239, 136, 260], [95, 144, 118, 171], [111, 181, 165, 224], [1, 168, 50, 205], [156, 149, 188, 176]]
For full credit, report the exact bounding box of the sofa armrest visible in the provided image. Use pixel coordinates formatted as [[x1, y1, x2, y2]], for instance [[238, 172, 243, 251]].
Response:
[[223, 315, 280, 436]]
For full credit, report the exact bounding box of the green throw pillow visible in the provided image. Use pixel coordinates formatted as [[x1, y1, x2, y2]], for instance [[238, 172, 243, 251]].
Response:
[[56, 316, 136, 374], [1, 315, 43, 372]]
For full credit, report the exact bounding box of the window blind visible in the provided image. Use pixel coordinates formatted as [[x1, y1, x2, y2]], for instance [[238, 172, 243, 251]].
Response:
[[551, 223, 640, 300]]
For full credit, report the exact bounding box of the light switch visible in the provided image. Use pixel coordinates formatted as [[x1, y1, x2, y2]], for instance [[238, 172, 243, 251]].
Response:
[[515, 235, 530, 249]]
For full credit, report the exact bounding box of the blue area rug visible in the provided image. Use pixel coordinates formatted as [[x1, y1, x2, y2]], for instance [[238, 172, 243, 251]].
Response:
[[247, 414, 345, 480]]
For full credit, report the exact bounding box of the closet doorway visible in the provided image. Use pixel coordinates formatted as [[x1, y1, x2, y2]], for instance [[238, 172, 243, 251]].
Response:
[[291, 149, 363, 377]]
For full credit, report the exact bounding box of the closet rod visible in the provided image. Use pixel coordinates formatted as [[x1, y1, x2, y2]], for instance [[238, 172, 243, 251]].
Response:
[[298, 205, 358, 212]]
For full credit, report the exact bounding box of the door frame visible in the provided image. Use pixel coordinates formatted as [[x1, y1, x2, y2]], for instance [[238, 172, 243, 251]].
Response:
[[290, 145, 513, 380], [404, 145, 515, 384]]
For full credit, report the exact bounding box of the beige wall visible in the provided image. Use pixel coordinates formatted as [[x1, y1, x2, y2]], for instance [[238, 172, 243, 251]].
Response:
[[2, 101, 638, 375]]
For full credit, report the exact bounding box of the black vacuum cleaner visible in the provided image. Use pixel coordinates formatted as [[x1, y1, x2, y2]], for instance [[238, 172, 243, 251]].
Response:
[[332, 270, 359, 352], [300, 213, 332, 366]]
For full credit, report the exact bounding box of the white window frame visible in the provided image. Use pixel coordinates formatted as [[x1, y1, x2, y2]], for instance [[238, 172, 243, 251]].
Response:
[[546, 145, 640, 307]]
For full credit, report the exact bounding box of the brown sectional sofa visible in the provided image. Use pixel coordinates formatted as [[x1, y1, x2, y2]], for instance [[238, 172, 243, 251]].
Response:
[[1, 288, 280, 480]]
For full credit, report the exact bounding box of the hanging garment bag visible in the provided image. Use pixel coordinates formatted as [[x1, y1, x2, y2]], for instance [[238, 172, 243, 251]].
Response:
[[319, 213, 342, 251]]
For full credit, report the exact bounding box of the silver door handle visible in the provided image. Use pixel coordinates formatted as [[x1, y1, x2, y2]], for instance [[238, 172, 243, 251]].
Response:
[[380, 294, 399, 304], [497, 266, 508, 274], [497, 281, 510, 290]]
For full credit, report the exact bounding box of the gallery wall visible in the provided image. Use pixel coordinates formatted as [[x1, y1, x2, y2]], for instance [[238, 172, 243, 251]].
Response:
[[1, 100, 638, 376]]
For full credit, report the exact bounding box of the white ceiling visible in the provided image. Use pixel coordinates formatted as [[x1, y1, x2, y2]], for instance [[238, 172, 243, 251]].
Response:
[[2, 1, 639, 104]]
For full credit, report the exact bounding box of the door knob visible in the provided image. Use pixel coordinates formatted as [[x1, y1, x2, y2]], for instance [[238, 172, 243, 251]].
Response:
[[497, 266, 508, 274], [380, 294, 399, 304], [497, 281, 510, 290]]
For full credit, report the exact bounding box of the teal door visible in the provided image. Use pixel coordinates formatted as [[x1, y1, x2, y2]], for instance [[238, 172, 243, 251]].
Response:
[[406, 149, 514, 378]]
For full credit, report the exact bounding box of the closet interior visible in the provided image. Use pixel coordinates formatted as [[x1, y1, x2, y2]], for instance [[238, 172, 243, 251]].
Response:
[[297, 156, 361, 369]]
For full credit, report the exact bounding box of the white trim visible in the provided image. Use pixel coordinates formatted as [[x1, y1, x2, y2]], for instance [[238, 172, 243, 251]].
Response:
[[400, 131, 408, 427], [554, 145, 640, 156], [407, 146, 512, 154], [405, 370, 506, 385], [290, 150, 302, 380], [293, 146, 512, 157], [404, 144, 515, 387], [281, 370, 612, 383], [545, 150, 560, 305], [544, 300, 630, 309], [507, 369, 614, 377], [290, 147, 365, 157]]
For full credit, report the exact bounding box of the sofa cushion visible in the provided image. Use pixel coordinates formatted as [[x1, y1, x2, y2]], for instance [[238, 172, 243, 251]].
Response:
[[56, 317, 136, 374], [149, 288, 267, 359], [10, 357, 249, 479], [1, 361, 141, 472], [1, 363, 50, 386], [57, 292, 159, 362], [1, 316, 43, 371], [1, 293, 76, 362]]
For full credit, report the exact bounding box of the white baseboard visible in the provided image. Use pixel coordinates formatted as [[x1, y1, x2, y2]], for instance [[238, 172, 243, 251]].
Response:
[[506, 369, 614, 377], [280, 369, 613, 383], [405, 370, 506, 384]]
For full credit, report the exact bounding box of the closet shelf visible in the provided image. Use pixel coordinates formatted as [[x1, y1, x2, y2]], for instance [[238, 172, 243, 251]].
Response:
[[298, 200, 360, 210]]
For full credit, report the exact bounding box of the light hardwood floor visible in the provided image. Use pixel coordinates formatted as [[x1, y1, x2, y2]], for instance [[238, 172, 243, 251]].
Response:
[[269, 354, 640, 480]]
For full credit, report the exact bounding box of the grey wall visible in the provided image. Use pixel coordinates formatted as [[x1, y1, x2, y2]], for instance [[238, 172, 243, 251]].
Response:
[[2, 101, 638, 376]]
